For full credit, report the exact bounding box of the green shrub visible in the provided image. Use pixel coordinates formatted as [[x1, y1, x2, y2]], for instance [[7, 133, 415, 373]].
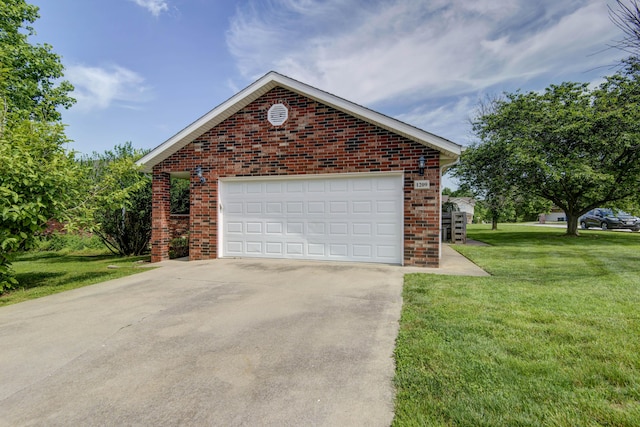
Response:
[[37, 233, 105, 253], [169, 236, 189, 259]]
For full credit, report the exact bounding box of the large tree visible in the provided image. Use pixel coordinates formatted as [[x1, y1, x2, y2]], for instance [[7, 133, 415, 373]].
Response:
[[0, 0, 78, 291], [608, 0, 640, 215], [469, 64, 640, 236], [610, 0, 640, 58], [0, 109, 83, 291], [0, 0, 75, 120], [453, 140, 516, 230]]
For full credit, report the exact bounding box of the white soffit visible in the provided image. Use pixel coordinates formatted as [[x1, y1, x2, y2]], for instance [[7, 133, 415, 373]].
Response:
[[137, 71, 462, 172]]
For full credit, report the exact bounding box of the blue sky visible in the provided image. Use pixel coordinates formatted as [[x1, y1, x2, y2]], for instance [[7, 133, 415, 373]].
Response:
[[30, 0, 626, 182]]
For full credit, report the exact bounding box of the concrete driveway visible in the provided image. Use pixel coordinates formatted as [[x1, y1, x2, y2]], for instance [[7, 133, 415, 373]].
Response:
[[0, 258, 406, 426]]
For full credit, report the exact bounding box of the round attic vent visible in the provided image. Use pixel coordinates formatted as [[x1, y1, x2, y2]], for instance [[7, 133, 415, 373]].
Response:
[[267, 103, 288, 126]]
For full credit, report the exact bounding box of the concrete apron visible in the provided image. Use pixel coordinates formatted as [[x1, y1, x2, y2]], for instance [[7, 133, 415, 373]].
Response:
[[0, 250, 487, 426]]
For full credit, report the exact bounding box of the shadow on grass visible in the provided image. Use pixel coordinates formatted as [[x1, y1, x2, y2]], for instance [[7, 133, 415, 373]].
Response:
[[13, 271, 66, 290], [469, 229, 640, 248], [16, 252, 149, 265], [64, 271, 117, 282], [13, 271, 123, 291], [13, 251, 61, 261], [18, 253, 115, 263], [459, 226, 640, 282], [41, 255, 121, 264]]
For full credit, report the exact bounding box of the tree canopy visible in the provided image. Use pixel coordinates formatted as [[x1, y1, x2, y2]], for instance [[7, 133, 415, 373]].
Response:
[[610, 0, 640, 58], [0, 0, 79, 291], [452, 132, 517, 229], [0, 0, 75, 120], [0, 106, 83, 290], [458, 62, 640, 235]]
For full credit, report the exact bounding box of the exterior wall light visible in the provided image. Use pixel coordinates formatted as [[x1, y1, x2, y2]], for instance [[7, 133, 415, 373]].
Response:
[[195, 166, 206, 184], [418, 156, 425, 176]]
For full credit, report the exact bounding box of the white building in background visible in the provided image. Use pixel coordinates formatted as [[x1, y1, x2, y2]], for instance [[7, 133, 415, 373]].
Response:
[[542, 206, 566, 222], [442, 196, 476, 224]]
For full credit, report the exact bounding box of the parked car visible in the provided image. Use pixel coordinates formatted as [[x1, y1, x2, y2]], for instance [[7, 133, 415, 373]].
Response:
[[579, 208, 640, 231]]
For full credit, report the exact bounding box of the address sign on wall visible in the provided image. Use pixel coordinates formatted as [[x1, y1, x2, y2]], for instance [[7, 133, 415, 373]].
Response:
[[414, 180, 430, 190]]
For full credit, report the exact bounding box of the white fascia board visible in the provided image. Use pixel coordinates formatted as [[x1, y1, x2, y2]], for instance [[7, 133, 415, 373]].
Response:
[[137, 71, 462, 172], [137, 72, 279, 172], [270, 73, 462, 158]]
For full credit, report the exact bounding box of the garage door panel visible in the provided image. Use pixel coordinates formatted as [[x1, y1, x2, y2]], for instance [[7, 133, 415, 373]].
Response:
[[307, 201, 325, 214], [266, 182, 282, 193], [376, 178, 400, 191], [286, 242, 304, 255], [329, 223, 348, 235], [330, 180, 348, 192], [307, 222, 325, 235], [228, 184, 243, 194], [266, 202, 282, 214], [353, 245, 372, 257], [226, 241, 243, 254], [329, 201, 348, 214], [286, 202, 304, 214], [308, 243, 325, 256], [287, 181, 304, 192], [266, 222, 283, 234], [377, 223, 397, 236], [353, 179, 373, 191], [247, 183, 262, 193], [287, 222, 303, 234], [226, 202, 243, 214], [376, 200, 398, 214], [246, 222, 262, 234], [353, 223, 372, 236], [353, 201, 372, 214], [246, 202, 262, 214], [221, 174, 402, 264], [265, 242, 283, 255], [308, 180, 325, 192], [329, 244, 348, 256], [377, 246, 397, 258], [246, 241, 262, 253], [227, 222, 243, 233]]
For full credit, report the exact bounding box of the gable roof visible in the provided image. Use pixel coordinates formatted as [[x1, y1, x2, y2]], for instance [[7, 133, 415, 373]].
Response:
[[442, 196, 476, 206], [137, 71, 463, 172]]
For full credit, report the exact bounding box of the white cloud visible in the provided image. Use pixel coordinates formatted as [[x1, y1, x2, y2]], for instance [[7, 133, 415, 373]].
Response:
[[396, 97, 477, 146], [130, 0, 169, 17], [227, 0, 623, 107], [66, 65, 150, 111]]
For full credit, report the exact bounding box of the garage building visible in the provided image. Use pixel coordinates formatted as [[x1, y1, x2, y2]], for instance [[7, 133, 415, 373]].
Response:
[[138, 72, 462, 267]]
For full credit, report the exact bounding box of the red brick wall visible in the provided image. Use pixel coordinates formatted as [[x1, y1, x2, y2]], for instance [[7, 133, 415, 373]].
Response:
[[152, 87, 441, 266], [151, 172, 171, 261], [169, 214, 189, 238]]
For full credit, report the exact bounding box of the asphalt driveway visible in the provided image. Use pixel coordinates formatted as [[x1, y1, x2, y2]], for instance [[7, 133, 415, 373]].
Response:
[[0, 258, 406, 426]]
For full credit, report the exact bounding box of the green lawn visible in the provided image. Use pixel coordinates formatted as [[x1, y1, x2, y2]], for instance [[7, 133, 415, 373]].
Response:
[[393, 225, 640, 426], [0, 251, 151, 307]]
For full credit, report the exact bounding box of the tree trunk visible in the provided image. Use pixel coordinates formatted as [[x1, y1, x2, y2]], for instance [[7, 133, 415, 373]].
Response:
[[566, 214, 579, 236], [491, 215, 498, 230]]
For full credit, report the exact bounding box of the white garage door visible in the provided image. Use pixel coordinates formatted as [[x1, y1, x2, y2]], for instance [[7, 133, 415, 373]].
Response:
[[220, 174, 403, 264]]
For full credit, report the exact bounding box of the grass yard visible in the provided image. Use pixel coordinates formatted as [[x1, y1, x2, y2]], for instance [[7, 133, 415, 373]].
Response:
[[0, 251, 151, 307], [393, 225, 640, 426]]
